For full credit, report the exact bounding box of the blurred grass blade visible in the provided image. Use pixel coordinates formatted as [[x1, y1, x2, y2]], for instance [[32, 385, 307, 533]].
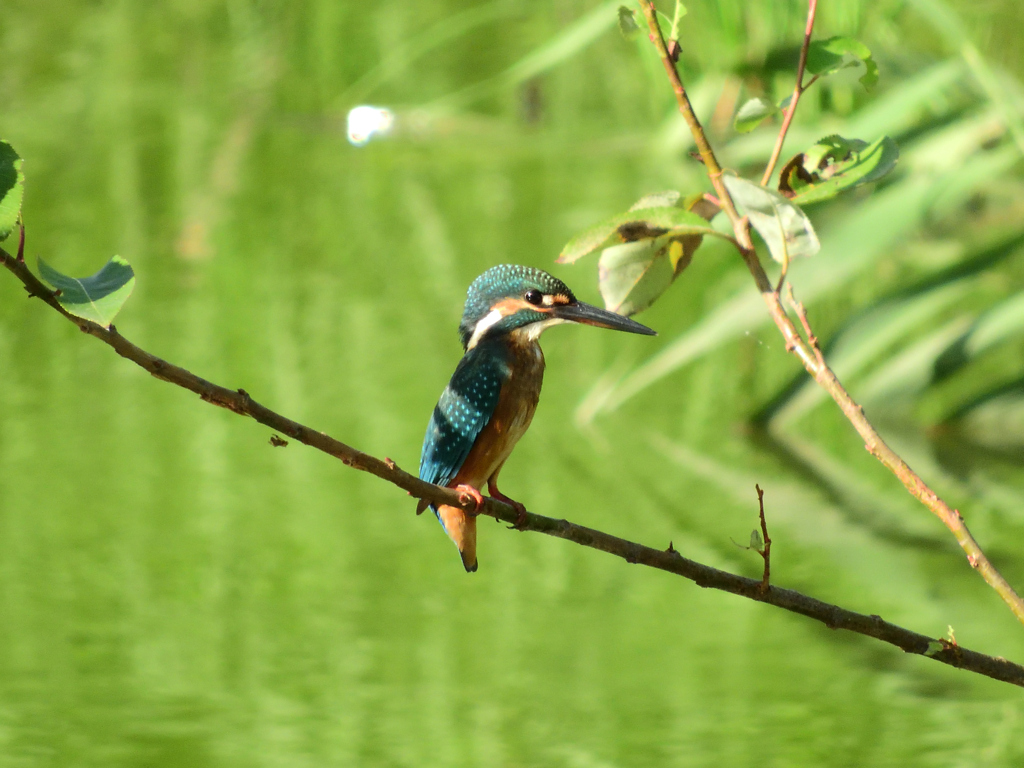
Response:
[[336, 1, 516, 105], [857, 318, 972, 404], [906, 0, 1024, 156], [503, 1, 619, 84], [950, 393, 1024, 451], [0, 140, 25, 242], [432, 1, 620, 109], [936, 291, 1024, 380], [963, 292, 1024, 357], [37, 256, 136, 328], [926, 144, 1019, 218], [771, 281, 972, 427]]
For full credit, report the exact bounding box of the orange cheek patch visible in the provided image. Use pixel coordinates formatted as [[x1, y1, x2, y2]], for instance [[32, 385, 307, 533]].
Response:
[[493, 297, 552, 316]]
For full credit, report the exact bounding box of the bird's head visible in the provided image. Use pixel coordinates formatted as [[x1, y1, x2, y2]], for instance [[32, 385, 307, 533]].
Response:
[[459, 264, 656, 350]]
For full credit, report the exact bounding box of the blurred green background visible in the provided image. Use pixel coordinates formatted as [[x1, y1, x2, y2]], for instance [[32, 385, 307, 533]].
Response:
[[2, 0, 1024, 765]]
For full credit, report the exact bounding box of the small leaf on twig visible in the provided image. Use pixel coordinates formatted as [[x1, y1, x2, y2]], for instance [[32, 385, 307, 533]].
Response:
[[779, 135, 899, 205], [806, 36, 879, 90], [749, 528, 764, 551], [734, 97, 780, 133], [721, 176, 820, 264], [0, 141, 25, 242], [37, 255, 136, 328], [617, 6, 640, 40]]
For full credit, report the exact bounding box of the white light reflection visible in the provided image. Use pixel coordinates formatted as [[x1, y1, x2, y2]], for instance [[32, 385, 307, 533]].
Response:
[[346, 105, 395, 146]]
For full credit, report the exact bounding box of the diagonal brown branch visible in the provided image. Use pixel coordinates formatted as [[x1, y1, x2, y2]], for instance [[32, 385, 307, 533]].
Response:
[[2, 244, 1023, 687], [637, 0, 1024, 626]]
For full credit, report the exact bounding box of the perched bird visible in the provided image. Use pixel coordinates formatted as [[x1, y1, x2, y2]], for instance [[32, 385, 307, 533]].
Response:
[[418, 264, 656, 572]]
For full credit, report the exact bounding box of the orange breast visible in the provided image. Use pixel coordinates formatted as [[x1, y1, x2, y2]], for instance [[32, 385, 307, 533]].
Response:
[[451, 339, 546, 490]]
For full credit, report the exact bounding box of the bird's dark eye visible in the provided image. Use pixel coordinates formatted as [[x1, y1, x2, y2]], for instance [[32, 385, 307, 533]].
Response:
[[524, 289, 543, 306]]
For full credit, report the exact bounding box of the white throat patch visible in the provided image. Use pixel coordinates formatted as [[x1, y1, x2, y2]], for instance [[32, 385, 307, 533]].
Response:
[[467, 310, 567, 349], [467, 308, 504, 350], [518, 317, 566, 341]]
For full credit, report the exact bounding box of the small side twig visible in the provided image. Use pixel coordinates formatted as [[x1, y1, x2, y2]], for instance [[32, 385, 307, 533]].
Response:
[[784, 282, 826, 369], [761, 0, 819, 186], [755, 484, 772, 593], [774, 252, 791, 294]]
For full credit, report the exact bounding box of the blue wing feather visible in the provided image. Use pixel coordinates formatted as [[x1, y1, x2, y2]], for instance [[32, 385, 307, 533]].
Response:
[[419, 344, 508, 494]]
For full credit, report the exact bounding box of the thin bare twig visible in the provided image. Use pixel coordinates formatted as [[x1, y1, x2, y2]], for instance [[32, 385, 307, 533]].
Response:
[[755, 484, 772, 593], [784, 282, 826, 369], [2, 244, 1023, 686], [637, 0, 1024, 626], [761, 0, 819, 186]]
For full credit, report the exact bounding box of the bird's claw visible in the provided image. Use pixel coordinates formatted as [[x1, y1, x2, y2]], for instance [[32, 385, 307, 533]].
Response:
[[506, 501, 529, 530], [488, 485, 529, 529], [454, 484, 485, 516]]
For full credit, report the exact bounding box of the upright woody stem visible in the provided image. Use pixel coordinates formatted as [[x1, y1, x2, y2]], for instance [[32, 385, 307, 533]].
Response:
[[761, 0, 818, 185], [636, 0, 1024, 626]]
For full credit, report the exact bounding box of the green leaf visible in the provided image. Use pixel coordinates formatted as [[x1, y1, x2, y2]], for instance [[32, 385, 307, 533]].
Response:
[[0, 141, 25, 242], [734, 97, 780, 133], [749, 529, 764, 551], [558, 205, 717, 263], [721, 176, 819, 264], [806, 36, 878, 90], [598, 237, 676, 316], [617, 5, 640, 40], [37, 255, 136, 328], [780, 135, 899, 205], [563, 191, 729, 315], [629, 190, 682, 210]]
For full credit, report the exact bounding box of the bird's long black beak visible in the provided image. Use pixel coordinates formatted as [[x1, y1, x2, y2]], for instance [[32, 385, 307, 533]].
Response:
[[553, 301, 656, 336]]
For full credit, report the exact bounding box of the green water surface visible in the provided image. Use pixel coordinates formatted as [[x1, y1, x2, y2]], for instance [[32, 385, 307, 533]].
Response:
[[1, 1, 1024, 766]]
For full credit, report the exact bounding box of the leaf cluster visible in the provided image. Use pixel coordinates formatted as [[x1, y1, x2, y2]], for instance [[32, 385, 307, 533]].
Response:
[[0, 140, 134, 328]]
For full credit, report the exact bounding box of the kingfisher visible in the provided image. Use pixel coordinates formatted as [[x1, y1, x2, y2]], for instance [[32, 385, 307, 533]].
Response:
[[418, 264, 656, 572]]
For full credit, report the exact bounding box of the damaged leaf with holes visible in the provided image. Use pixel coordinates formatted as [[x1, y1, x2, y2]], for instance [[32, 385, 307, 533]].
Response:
[[780, 135, 899, 205], [561, 191, 726, 316], [558, 192, 720, 264], [37, 255, 136, 328]]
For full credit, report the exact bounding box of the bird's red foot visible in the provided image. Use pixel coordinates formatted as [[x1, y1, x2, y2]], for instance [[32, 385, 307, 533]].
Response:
[[454, 484, 485, 516], [487, 482, 529, 530]]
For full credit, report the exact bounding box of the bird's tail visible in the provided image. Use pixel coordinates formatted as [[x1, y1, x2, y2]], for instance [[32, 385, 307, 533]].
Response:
[[437, 504, 478, 572]]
